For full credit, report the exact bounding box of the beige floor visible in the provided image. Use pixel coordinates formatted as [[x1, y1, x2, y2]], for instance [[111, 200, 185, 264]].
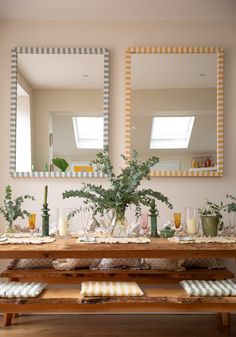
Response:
[[0, 314, 236, 337]]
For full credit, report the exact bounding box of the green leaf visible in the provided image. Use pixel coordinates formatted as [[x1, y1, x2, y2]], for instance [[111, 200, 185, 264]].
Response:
[[52, 158, 69, 172]]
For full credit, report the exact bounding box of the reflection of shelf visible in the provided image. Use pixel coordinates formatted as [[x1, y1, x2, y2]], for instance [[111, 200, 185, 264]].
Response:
[[189, 167, 217, 172]]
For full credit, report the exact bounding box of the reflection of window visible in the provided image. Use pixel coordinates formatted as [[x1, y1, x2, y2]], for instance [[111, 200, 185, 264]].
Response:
[[73, 116, 104, 149], [150, 116, 195, 149]]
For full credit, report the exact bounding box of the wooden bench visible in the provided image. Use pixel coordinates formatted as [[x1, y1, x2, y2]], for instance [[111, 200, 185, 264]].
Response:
[[1, 266, 234, 327]]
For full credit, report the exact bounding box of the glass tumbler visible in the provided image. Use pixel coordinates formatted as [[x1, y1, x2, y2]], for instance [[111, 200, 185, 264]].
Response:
[[185, 207, 199, 236], [173, 212, 181, 229], [28, 213, 36, 233], [57, 208, 71, 238]]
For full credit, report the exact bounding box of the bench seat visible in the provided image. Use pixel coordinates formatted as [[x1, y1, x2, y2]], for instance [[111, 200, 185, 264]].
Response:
[[1, 267, 234, 328], [0, 286, 236, 313]]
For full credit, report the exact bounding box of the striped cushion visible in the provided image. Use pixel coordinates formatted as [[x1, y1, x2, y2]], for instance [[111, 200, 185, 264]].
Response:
[[0, 282, 46, 298], [180, 279, 236, 297], [81, 281, 144, 297]]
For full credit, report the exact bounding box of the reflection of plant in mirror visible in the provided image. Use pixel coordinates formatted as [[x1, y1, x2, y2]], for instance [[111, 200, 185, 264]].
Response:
[[0, 185, 35, 233], [52, 158, 69, 172], [63, 147, 173, 229]]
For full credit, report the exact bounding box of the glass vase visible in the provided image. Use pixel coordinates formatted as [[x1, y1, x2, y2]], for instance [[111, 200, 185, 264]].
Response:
[[111, 212, 129, 238]]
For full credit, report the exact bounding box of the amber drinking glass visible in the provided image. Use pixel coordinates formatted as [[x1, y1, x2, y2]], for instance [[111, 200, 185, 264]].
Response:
[[28, 213, 36, 232], [173, 212, 181, 229]]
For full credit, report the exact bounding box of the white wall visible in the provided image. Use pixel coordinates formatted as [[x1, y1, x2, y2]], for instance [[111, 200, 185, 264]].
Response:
[[0, 21, 236, 271]]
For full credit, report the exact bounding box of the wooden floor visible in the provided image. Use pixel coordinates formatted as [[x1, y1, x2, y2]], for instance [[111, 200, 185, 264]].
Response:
[[0, 314, 236, 337]]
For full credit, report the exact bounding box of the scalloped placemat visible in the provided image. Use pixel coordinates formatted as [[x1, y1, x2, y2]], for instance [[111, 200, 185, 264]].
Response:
[[76, 237, 151, 244], [0, 236, 55, 245], [168, 236, 236, 244]]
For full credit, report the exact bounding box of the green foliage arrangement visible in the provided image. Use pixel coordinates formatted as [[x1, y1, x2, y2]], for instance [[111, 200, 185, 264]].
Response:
[[52, 158, 69, 172], [0, 185, 35, 232], [63, 147, 173, 224]]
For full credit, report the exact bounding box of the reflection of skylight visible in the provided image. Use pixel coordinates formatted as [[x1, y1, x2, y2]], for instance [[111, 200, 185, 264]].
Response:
[[73, 116, 104, 149], [150, 116, 195, 149]]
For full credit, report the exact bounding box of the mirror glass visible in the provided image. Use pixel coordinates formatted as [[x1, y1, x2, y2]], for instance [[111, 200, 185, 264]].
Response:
[[126, 47, 223, 177], [11, 47, 109, 177]]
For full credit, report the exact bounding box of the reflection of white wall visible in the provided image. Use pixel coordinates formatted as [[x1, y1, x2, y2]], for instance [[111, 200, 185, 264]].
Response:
[[32, 89, 102, 171], [16, 94, 32, 171], [16, 72, 33, 172], [131, 88, 217, 169], [132, 88, 216, 114], [52, 114, 100, 162]]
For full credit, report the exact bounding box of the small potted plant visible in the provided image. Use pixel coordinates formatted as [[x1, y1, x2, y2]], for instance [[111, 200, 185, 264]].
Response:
[[199, 198, 226, 237], [63, 148, 173, 237], [0, 185, 35, 233]]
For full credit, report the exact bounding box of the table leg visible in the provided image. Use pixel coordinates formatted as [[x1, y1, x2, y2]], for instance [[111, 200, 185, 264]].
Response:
[[3, 313, 13, 327], [217, 312, 230, 327]]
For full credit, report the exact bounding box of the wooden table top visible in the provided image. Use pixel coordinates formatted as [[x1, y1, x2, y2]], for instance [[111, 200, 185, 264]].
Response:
[[0, 238, 236, 259]]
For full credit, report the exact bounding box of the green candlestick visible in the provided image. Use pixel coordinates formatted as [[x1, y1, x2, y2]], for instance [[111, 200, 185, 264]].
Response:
[[149, 202, 159, 238], [42, 203, 50, 236]]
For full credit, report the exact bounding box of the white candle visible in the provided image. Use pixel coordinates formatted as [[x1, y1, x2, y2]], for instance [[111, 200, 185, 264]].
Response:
[[58, 216, 68, 236], [187, 218, 197, 235]]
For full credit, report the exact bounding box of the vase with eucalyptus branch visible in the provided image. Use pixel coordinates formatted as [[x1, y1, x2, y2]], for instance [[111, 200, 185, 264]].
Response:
[[63, 147, 173, 238], [0, 185, 35, 234]]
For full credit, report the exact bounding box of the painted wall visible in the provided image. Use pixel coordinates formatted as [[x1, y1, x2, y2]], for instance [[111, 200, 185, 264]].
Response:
[[0, 21, 236, 271]]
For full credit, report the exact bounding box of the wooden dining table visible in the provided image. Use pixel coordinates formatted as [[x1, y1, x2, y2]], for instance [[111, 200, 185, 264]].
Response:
[[0, 237, 236, 259]]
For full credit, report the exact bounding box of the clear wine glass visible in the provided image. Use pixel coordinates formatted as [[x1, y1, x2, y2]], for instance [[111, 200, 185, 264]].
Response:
[[80, 208, 93, 240], [140, 213, 149, 236], [228, 212, 236, 236]]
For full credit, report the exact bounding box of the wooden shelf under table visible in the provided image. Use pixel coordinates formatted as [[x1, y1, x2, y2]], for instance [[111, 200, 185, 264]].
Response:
[[1, 267, 234, 284]]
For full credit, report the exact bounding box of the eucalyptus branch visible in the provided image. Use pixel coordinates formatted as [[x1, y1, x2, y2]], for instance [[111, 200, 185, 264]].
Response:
[[62, 149, 172, 223]]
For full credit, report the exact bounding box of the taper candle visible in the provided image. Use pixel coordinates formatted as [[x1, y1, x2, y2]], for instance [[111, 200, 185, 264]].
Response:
[[44, 185, 48, 205]]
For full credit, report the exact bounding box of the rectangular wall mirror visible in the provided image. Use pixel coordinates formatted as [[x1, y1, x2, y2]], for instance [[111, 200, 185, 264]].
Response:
[[10, 47, 109, 177], [125, 47, 223, 177]]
